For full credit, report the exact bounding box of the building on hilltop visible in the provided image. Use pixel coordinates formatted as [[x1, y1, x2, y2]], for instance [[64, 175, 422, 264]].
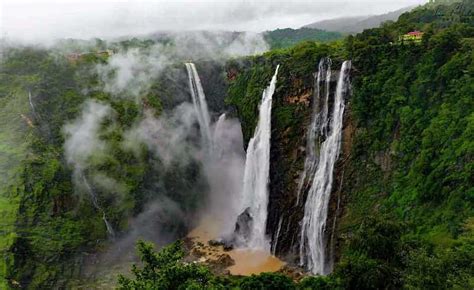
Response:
[[399, 31, 424, 43]]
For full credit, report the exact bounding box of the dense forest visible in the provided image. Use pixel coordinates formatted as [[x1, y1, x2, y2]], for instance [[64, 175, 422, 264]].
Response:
[[0, 0, 473, 289]]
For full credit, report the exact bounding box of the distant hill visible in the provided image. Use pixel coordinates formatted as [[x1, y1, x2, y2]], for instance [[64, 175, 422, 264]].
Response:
[[303, 6, 416, 33], [263, 28, 343, 49]]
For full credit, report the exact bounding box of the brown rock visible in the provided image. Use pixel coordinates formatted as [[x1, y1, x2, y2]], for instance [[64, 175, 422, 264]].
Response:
[[215, 254, 235, 268]]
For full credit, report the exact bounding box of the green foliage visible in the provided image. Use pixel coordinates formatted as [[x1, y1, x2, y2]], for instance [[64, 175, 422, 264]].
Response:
[[119, 240, 348, 289], [338, 1, 474, 288], [0, 45, 207, 288], [239, 272, 295, 289], [0, 48, 41, 288], [298, 275, 342, 290], [118, 241, 218, 290]]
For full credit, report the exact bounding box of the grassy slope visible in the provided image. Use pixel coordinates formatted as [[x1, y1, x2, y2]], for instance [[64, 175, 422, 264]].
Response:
[[0, 89, 31, 288]]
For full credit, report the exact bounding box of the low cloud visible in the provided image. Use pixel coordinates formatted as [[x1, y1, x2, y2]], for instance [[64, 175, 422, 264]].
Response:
[[63, 99, 111, 173], [96, 31, 267, 99], [203, 114, 246, 237], [123, 104, 199, 166], [97, 45, 171, 98], [63, 99, 126, 209]]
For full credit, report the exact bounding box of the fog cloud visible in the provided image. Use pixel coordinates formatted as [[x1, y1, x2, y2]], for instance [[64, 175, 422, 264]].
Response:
[[97, 45, 171, 98], [96, 31, 267, 99], [123, 104, 199, 166], [63, 99, 126, 213], [63, 99, 111, 172], [2, 0, 427, 43], [204, 114, 246, 237]]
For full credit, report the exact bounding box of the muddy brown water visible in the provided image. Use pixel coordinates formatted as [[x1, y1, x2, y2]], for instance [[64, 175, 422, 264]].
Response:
[[187, 219, 285, 276]]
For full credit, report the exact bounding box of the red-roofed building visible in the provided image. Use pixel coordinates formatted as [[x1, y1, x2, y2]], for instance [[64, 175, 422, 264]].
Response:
[[399, 31, 424, 43]]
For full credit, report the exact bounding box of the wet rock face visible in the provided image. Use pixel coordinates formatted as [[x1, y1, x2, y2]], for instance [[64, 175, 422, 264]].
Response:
[[211, 207, 253, 249], [267, 84, 322, 263], [226, 58, 350, 268], [232, 207, 253, 245], [266, 65, 350, 267]]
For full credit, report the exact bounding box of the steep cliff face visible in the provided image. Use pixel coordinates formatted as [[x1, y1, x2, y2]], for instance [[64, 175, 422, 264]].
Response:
[[184, 4, 473, 286], [227, 2, 473, 287], [226, 42, 347, 265]]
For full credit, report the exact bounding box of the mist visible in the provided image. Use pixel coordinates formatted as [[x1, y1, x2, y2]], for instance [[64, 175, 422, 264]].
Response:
[[123, 104, 199, 167], [204, 115, 246, 237], [95, 31, 267, 100], [63, 100, 114, 192]]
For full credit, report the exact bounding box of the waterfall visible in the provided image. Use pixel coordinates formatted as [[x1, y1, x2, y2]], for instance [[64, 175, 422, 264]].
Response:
[[185, 63, 212, 148], [239, 65, 280, 250], [81, 173, 115, 238], [299, 60, 351, 274], [213, 113, 227, 159], [296, 58, 332, 206]]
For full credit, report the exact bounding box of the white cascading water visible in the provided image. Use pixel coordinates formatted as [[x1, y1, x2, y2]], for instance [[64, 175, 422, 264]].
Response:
[[185, 65, 246, 239], [299, 60, 351, 274], [185, 62, 213, 148], [295, 58, 332, 206], [213, 113, 227, 158], [28, 90, 36, 117], [240, 65, 280, 250]]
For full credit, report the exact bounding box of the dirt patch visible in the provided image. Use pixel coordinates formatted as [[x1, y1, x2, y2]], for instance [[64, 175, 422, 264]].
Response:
[[185, 222, 286, 276]]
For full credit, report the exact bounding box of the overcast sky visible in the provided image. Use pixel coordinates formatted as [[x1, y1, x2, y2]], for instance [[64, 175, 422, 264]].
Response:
[[1, 0, 427, 43]]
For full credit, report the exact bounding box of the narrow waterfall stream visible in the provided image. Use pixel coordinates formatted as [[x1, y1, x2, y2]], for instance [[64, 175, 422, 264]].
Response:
[[185, 62, 213, 149], [81, 173, 115, 238], [299, 60, 351, 275], [28, 90, 37, 118], [295, 58, 332, 206], [239, 65, 280, 250]]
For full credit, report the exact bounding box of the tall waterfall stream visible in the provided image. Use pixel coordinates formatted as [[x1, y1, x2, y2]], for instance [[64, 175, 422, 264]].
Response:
[[299, 60, 351, 274], [186, 64, 285, 275]]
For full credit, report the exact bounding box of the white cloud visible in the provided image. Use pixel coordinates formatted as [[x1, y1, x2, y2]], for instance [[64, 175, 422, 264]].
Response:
[[63, 99, 111, 170], [2, 0, 428, 43]]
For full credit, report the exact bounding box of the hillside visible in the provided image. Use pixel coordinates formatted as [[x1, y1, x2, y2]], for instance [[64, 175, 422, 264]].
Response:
[[304, 6, 415, 33]]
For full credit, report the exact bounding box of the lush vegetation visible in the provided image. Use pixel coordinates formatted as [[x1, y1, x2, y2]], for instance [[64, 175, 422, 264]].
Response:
[[1, 0, 473, 288], [337, 0, 474, 288], [0, 45, 209, 288]]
